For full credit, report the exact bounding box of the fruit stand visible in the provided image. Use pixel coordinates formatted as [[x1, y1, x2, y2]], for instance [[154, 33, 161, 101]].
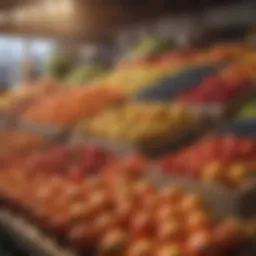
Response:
[[0, 41, 255, 256]]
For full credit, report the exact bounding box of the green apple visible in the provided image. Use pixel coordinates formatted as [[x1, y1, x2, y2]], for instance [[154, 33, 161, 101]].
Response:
[[67, 65, 109, 85], [126, 37, 175, 61]]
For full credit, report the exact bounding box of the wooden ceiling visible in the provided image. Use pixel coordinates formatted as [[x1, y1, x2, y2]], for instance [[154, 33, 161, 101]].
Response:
[[0, 0, 253, 41], [0, 0, 32, 10]]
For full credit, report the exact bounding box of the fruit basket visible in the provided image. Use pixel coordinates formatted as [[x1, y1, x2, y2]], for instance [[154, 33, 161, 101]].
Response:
[[157, 134, 256, 218], [0, 79, 61, 119], [0, 204, 255, 256], [150, 170, 256, 219], [0, 131, 56, 157], [77, 102, 204, 156], [98, 43, 250, 97], [0, 166, 253, 256], [20, 87, 126, 129], [0, 143, 119, 184], [178, 56, 256, 119]]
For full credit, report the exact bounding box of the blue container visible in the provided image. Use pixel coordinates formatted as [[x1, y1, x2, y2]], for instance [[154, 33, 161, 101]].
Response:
[[219, 120, 256, 137], [133, 64, 221, 102]]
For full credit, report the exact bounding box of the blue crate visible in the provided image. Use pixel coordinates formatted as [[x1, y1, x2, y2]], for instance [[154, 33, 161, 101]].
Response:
[[219, 120, 256, 137], [133, 64, 221, 102]]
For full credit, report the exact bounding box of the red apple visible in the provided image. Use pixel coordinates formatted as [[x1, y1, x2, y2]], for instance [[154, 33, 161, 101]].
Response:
[[156, 205, 183, 223], [156, 243, 183, 256], [133, 180, 156, 198], [214, 220, 243, 252], [220, 136, 238, 162], [185, 230, 218, 256], [86, 177, 105, 191], [121, 155, 147, 177], [68, 202, 97, 222], [156, 221, 184, 242], [89, 190, 113, 212], [127, 238, 154, 256], [99, 228, 128, 256], [159, 186, 183, 204], [186, 210, 213, 232], [115, 202, 134, 228], [67, 222, 97, 250], [180, 193, 204, 213], [201, 161, 226, 185], [227, 163, 248, 187], [130, 211, 155, 237], [94, 213, 117, 240]]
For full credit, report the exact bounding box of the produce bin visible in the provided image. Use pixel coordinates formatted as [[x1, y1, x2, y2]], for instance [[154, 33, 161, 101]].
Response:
[[76, 102, 206, 156], [133, 65, 221, 102], [156, 132, 256, 218], [150, 170, 256, 219]]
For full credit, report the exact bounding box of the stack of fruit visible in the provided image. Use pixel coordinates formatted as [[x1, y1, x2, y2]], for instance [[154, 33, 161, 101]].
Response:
[[0, 132, 51, 157], [159, 135, 256, 188], [121, 37, 175, 64], [179, 75, 251, 104], [1, 143, 147, 180], [96, 57, 191, 96], [220, 53, 256, 82], [194, 43, 250, 65], [179, 56, 256, 105], [0, 78, 60, 116], [80, 103, 200, 151], [12, 144, 115, 179], [97, 43, 251, 96], [21, 87, 126, 127], [0, 169, 246, 255]]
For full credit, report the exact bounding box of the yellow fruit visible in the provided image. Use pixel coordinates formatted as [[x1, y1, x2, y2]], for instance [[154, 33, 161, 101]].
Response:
[[201, 161, 226, 185], [228, 163, 248, 186]]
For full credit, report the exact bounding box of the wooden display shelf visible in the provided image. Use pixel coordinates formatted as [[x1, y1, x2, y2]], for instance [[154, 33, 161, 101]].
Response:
[[0, 198, 255, 256], [0, 210, 76, 256], [150, 170, 256, 219]]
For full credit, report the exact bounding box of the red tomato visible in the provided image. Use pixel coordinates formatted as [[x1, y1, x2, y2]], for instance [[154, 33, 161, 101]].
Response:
[[130, 211, 155, 237]]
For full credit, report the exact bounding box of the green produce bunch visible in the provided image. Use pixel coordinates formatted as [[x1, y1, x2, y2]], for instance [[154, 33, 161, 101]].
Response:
[[127, 37, 175, 61], [46, 53, 71, 79], [67, 65, 110, 85]]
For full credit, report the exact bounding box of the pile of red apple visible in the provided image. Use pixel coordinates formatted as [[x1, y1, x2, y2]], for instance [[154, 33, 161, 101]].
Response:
[[179, 75, 251, 104], [159, 135, 256, 187], [1, 142, 148, 182], [3, 144, 114, 180], [0, 169, 245, 255], [21, 87, 126, 127], [0, 132, 53, 156]]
